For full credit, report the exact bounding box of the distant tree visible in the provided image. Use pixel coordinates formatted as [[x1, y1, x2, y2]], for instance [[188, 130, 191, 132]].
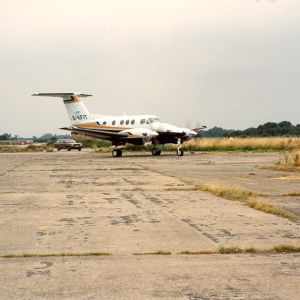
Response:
[[0, 133, 12, 140]]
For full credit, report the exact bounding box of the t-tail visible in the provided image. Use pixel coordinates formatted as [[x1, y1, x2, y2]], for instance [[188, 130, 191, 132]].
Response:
[[32, 93, 92, 124]]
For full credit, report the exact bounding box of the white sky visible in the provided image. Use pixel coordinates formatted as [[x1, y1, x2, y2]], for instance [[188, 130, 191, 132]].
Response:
[[0, 0, 299, 136]]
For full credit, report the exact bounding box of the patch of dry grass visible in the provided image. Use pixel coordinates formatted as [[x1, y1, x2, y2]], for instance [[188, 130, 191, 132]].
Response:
[[268, 150, 300, 172], [180, 244, 300, 255], [246, 199, 294, 219], [0, 144, 52, 153], [133, 250, 171, 255], [282, 192, 300, 197], [1, 252, 111, 258], [167, 182, 295, 219], [198, 183, 258, 201], [182, 137, 300, 152], [271, 244, 300, 253], [200, 183, 295, 219], [180, 250, 215, 255]]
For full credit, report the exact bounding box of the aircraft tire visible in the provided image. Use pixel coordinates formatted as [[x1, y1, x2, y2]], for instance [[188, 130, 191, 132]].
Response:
[[151, 147, 161, 156], [112, 149, 122, 157]]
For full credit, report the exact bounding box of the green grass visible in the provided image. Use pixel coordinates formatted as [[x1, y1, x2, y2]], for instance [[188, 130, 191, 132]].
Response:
[[1, 252, 111, 258]]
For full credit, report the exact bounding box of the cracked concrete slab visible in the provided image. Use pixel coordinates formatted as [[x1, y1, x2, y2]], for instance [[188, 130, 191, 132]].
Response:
[[0, 151, 299, 299]]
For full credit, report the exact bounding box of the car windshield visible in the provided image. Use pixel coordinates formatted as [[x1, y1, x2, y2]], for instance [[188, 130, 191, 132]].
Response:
[[66, 139, 75, 143]]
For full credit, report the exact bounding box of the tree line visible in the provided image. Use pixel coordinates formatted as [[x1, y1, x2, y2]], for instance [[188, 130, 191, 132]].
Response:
[[199, 121, 300, 137]]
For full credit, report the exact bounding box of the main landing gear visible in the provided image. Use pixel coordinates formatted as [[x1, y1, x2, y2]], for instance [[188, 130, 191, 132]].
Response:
[[176, 138, 184, 156], [112, 148, 122, 157], [151, 146, 161, 156]]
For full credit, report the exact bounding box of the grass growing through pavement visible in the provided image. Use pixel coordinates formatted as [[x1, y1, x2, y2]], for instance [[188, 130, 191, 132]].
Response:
[[199, 183, 295, 219], [133, 250, 171, 255], [1, 252, 111, 258], [282, 192, 300, 197], [267, 150, 300, 172], [198, 183, 258, 201], [271, 244, 300, 253], [180, 244, 300, 255], [166, 183, 295, 219]]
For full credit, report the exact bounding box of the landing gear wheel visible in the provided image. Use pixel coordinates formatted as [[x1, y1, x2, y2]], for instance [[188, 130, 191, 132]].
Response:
[[176, 147, 184, 156], [112, 149, 122, 157], [151, 147, 161, 156]]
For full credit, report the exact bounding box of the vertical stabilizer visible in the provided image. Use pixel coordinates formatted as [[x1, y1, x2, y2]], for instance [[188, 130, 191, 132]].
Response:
[[32, 93, 92, 124]]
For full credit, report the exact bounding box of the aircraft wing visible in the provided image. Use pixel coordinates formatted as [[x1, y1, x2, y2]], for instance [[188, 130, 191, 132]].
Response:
[[60, 126, 129, 140]]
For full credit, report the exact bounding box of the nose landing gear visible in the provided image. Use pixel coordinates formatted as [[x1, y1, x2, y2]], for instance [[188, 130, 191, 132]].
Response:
[[176, 147, 184, 156]]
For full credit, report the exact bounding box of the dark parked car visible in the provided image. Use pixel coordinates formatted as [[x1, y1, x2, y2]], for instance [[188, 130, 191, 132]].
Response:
[[55, 139, 82, 151]]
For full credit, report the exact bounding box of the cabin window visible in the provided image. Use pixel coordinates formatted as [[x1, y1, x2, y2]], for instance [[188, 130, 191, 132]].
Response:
[[103, 121, 107, 125], [140, 119, 145, 124], [125, 120, 130, 125], [96, 121, 100, 125], [120, 120, 124, 125], [112, 120, 116, 125], [131, 119, 135, 125]]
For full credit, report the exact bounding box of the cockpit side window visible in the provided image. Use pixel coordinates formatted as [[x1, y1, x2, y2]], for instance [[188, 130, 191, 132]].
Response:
[[140, 119, 145, 124], [149, 118, 154, 123]]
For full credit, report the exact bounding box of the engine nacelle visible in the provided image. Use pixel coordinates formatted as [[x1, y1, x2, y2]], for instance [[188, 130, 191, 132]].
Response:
[[120, 128, 158, 141]]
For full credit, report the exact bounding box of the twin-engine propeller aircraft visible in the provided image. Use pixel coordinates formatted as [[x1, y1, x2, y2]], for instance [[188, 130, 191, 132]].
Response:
[[32, 93, 205, 157]]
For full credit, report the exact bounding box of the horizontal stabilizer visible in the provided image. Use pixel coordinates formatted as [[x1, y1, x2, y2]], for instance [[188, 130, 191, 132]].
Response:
[[192, 126, 207, 131], [32, 93, 92, 98]]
